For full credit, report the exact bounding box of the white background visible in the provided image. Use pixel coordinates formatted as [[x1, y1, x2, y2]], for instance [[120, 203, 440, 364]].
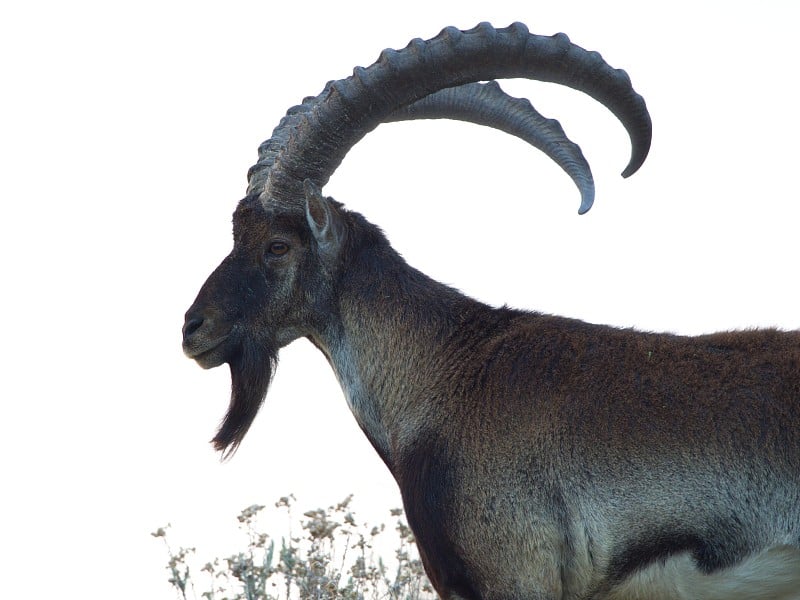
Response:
[[1, 1, 798, 597]]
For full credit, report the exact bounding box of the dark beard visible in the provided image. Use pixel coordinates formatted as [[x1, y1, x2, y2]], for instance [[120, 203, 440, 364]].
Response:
[[212, 337, 278, 459]]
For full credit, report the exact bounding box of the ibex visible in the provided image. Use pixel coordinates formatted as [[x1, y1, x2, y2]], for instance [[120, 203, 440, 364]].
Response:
[[182, 23, 800, 599]]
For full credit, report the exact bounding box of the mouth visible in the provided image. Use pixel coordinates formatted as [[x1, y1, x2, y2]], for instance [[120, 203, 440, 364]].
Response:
[[183, 336, 231, 369]]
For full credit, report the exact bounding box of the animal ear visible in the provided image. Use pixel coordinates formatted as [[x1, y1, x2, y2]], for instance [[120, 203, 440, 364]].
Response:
[[304, 179, 344, 261]]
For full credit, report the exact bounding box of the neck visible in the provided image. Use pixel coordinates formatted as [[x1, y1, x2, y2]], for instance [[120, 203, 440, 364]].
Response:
[[310, 242, 495, 468]]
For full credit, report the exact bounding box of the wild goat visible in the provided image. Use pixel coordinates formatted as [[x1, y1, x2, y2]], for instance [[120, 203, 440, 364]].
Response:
[[182, 23, 800, 600]]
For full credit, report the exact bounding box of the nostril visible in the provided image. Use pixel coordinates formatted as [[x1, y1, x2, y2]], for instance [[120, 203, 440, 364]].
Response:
[[183, 316, 204, 340]]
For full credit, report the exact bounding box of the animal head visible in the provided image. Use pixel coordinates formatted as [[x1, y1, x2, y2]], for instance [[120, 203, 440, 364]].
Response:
[[182, 22, 651, 456]]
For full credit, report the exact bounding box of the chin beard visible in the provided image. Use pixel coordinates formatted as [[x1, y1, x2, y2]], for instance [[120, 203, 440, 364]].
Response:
[[212, 337, 278, 459]]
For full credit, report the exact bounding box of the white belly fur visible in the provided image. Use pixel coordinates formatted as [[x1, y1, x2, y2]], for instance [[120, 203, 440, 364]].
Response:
[[603, 545, 800, 600]]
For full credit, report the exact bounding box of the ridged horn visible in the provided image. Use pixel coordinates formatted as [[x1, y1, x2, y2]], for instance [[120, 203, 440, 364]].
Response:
[[387, 81, 595, 214], [248, 22, 651, 213]]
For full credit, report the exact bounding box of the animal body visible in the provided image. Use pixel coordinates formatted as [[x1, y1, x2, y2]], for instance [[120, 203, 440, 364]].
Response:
[[182, 23, 800, 599]]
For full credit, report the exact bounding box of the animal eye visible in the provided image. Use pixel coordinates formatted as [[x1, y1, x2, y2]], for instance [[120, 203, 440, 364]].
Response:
[[267, 241, 289, 256]]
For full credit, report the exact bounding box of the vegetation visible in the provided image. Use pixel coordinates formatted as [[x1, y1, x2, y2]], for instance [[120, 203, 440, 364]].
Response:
[[153, 495, 435, 600]]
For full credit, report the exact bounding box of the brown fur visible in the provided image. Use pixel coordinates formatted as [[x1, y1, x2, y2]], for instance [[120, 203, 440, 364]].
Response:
[[326, 230, 800, 598]]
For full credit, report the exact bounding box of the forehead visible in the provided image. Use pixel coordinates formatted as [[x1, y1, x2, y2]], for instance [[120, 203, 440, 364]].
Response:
[[232, 196, 308, 243]]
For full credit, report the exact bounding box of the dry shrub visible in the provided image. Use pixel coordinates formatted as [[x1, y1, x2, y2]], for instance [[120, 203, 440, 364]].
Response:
[[153, 495, 435, 600]]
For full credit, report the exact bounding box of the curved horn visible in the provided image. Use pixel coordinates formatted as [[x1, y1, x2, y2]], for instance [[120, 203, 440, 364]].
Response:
[[248, 22, 651, 213], [252, 81, 595, 212], [387, 81, 595, 214]]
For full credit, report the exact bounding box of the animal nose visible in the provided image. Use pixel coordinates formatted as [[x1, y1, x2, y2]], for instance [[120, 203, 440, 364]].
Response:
[[182, 315, 205, 342]]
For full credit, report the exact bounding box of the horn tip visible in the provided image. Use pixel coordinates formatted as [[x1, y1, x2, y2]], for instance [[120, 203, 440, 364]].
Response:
[[578, 196, 594, 215], [621, 154, 647, 178]]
